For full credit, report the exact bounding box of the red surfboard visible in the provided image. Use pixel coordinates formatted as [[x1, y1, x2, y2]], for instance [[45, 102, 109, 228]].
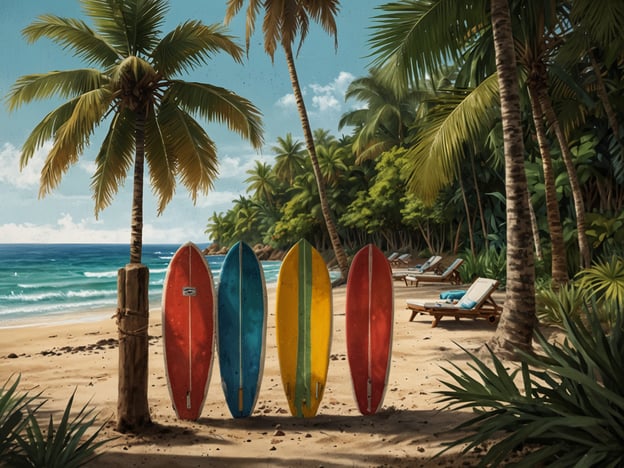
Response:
[[346, 244, 394, 415], [162, 242, 215, 420]]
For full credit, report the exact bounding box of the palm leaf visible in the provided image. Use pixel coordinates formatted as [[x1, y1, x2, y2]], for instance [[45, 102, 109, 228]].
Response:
[[6, 69, 107, 112], [168, 81, 263, 149], [405, 73, 500, 202], [22, 14, 119, 67], [91, 109, 135, 216], [152, 21, 243, 77], [83, 0, 167, 56]]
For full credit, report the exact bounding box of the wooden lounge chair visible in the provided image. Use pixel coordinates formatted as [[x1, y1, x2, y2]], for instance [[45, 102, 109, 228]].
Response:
[[386, 252, 399, 262], [393, 255, 442, 283], [405, 277, 502, 327], [390, 253, 412, 266], [408, 255, 442, 273], [404, 258, 464, 286]]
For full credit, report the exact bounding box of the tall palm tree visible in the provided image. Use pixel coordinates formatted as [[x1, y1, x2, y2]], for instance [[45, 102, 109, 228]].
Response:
[[6, 0, 263, 431], [488, 0, 535, 356], [369, 0, 536, 354], [225, 0, 350, 282]]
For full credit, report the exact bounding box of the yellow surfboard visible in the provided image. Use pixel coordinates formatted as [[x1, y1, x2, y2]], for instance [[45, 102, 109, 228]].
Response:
[[275, 239, 332, 417]]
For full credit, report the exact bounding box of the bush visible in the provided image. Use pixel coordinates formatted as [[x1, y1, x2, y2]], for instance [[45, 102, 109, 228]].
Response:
[[0, 376, 112, 467], [436, 302, 624, 466]]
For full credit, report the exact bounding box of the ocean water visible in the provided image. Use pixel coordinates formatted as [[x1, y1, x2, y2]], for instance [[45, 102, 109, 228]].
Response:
[[0, 244, 282, 327]]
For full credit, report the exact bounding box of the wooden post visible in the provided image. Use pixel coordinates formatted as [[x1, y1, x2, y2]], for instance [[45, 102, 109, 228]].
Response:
[[116, 263, 152, 432]]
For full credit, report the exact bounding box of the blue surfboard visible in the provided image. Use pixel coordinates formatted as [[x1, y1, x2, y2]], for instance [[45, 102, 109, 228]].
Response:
[[217, 242, 267, 418]]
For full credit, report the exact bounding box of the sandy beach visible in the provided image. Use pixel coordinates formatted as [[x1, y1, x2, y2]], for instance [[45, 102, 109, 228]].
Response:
[[0, 281, 505, 467]]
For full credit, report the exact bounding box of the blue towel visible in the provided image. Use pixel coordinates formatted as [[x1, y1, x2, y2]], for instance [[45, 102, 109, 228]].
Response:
[[460, 299, 477, 309], [439, 290, 465, 300]]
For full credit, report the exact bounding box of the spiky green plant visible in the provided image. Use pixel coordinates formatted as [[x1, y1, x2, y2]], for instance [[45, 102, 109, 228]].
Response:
[[9, 391, 111, 468], [436, 302, 624, 466], [535, 283, 586, 327], [0, 375, 41, 461], [576, 255, 624, 305]]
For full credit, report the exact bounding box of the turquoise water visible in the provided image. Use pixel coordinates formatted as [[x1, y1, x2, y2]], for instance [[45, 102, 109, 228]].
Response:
[[0, 244, 281, 326]]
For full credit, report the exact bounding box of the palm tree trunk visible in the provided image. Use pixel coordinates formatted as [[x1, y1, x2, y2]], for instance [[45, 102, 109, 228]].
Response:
[[470, 154, 489, 249], [528, 198, 543, 261], [527, 82, 568, 286], [489, 0, 536, 357], [283, 45, 349, 282], [537, 87, 592, 268], [117, 110, 151, 431], [588, 48, 620, 141]]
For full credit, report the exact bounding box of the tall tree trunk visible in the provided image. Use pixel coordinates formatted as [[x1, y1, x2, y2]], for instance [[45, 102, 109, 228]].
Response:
[[527, 82, 568, 286], [527, 197, 543, 262], [470, 154, 489, 249], [459, 176, 476, 257], [489, 0, 536, 357], [588, 48, 620, 141], [283, 45, 350, 282], [117, 110, 151, 431], [537, 87, 592, 268]]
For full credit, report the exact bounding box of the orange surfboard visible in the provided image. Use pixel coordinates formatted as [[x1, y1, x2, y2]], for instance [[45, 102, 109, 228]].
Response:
[[162, 242, 215, 420], [345, 244, 393, 415]]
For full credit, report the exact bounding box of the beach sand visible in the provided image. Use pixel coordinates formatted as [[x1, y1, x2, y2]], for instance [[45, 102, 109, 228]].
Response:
[[0, 282, 505, 467]]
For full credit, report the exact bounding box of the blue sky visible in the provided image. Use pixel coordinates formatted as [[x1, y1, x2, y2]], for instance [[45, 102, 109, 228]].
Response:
[[0, 0, 385, 244]]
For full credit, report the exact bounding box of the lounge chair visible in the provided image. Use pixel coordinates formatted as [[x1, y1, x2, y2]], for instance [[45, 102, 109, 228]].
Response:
[[393, 255, 442, 283], [386, 252, 399, 262], [390, 253, 411, 266], [405, 277, 502, 327], [404, 258, 464, 287], [408, 255, 442, 273]]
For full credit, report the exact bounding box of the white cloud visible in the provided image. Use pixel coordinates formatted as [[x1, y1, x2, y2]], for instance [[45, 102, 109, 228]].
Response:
[[197, 190, 243, 209], [0, 213, 208, 245], [276, 93, 297, 109], [0, 141, 51, 189], [274, 71, 355, 118]]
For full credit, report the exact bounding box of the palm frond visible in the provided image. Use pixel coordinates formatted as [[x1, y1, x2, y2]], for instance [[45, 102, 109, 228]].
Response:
[[368, 0, 489, 89], [168, 81, 263, 149], [39, 88, 112, 198], [405, 73, 500, 202], [224, 0, 262, 54], [157, 103, 219, 203], [6, 69, 107, 112], [90, 109, 135, 216], [22, 14, 119, 67], [145, 102, 178, 214], [152, 21, 244, 77], [83, 0, 168, 56]]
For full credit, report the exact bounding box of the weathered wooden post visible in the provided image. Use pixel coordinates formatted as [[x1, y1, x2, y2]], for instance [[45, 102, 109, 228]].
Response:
[[116, 263, 151, 432]]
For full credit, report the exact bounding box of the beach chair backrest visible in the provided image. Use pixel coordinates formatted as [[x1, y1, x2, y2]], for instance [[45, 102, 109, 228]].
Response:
[[457, 278, 498, 309], [398, 253, 411, 262], [387, 252, 399, 261], [441, 258, 463, 277]]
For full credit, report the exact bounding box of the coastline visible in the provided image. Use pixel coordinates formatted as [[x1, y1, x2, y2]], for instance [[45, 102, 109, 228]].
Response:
[[0, 282, 502, 466]]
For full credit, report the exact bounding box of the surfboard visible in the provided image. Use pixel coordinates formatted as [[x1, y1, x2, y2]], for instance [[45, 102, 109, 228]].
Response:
[[345, 244, 394, 415], [275, 239, 332, 418], [162, 242, 215, 420], [217, 241, 267, 418]]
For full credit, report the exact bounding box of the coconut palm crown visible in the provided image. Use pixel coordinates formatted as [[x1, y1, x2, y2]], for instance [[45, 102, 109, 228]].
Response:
[[6, 0, 264, 263]]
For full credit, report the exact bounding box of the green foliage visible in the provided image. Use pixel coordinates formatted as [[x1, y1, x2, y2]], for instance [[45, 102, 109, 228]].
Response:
[[576, 255, 624, 306], [1, 376, 112, 468], [535, 283, 586, 326], [437, 303, 624, 466], [0, 376, 41, 461], [458, 247, 506, 285]]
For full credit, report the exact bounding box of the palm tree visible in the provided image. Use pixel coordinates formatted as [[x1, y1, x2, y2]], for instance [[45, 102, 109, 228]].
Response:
[[338, 68, 422, 161], [245, 160, 277, 204], [488, 0, 535, 356], [225, 0, 350, 282], [369, 0, 536, 354], [6, 0, 263, 431], [272, 133, 306, 184]]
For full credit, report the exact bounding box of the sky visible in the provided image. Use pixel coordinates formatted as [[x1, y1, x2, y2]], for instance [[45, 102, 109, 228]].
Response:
[[0, 0, 386, 245]]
